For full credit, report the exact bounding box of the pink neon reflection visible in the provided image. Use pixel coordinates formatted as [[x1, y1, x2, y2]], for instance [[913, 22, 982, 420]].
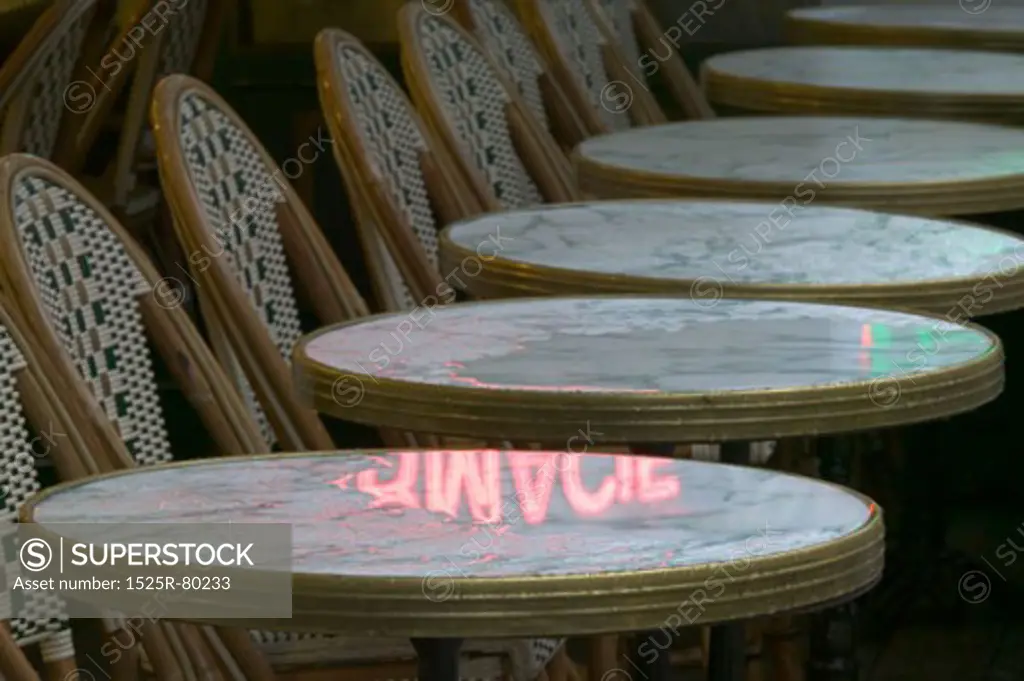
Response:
[[337, 451, 681, 523]]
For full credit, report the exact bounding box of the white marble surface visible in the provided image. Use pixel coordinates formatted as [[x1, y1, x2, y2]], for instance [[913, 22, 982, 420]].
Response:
[[32, 452, 874, 578], [705, 46, 1024, 95], [789, 6, 1024, 33], [444, 201, 1024, 286], [575, 117, 1024, 184], [302, 297, 995, 393]]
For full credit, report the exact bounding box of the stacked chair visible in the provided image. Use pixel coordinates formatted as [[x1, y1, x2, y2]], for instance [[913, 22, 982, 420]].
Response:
[[587, 0, 714, 119], [0, 302, 79, 681], [0, 0, 100, 157], [514, 0, 667, 131], [448, 0, 589, 151], [314, 27, 475, 311], [397, 3, 578, 210], [0, 0, 103, 675], [53, 0, 234, 316], [55, 0, 231, 223], [0, 152, 279, 681]]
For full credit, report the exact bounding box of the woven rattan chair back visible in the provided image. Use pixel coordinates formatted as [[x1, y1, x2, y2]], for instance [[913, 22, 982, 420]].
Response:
[[0, 300, 84, 681], [592, 0, 642, 66], [454, 0, 549, 129], [152, 75, 366, 452], [452, 0, 589, 152], [316, 28, 477, 311], [398, 4, 578, 211], [516, 0, 664, 132], [588, 0, 714, 119], [0, 154, 268, 464], [0, 0, 99, 157], [55, 0, 234, 207]]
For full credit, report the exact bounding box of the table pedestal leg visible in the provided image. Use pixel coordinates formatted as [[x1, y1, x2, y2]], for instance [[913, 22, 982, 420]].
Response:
[[708, 624, 746, 681], [629, 443, 676, 456], [634, 632, 675, 681], [711, 442, 750, 681], [632, 441, 752, 681], [411, 638, 462, 681], [719, 442, 749, 465], [808, 436, 858, 681]]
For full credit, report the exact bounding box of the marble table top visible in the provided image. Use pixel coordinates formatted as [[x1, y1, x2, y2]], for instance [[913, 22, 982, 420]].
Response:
[[703, 46, 1024, 97], [442, 200, 1024, 294], [295, 296, 1003, 441], [301, 297, 993, 392], [26, 451, 884, 633], [29, 451, 873, 578], [788, 6, 1024, 34], [574, 118, 1024, 215]]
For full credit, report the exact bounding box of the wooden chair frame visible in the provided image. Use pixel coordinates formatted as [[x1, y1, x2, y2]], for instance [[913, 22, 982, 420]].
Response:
[[55, 0, 235, 201], [50, 1, 146, 176], [151, 74, 375, 453], [397, 3, 581, 210], [0, 296, 98, 681], [588, 0, 714, 120], [514, 0, 666, 134], [448, 0, 589, 151], [0, 0, 100, 155], [0, 154, 278, 681]]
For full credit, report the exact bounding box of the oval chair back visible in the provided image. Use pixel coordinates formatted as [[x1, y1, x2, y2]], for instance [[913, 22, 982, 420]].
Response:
[[151, 75, 368, 453], [0, 0, 100, 157], [515, 0, 666, 132], [450, 0, 588, 149], [315, 28, 479, 311], [397, 3, 579, 209], [588, 0, 714, 119]]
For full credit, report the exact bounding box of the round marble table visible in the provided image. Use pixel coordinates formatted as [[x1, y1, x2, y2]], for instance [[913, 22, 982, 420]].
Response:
[[24, 449, 886, 681], [294, 296, 1003, 443], [785, 6, 1024, 52], [700, 46, 1024, 124], [573, 117, 1024, 216], [439, 200, 1024, 315]]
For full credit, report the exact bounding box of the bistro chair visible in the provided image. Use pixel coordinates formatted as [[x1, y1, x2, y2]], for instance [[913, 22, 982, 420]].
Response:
[[0, 299, 85, 681], [315, 27, 488, 312], [588, 0, 714, 119], [151, 74, 372, 453], [0, 153, 277, 681], [314, 28, 473, 310], [397, 3, 580, 212], [54, 0, 233, 322], [449, 0, 588, 150], [151, 76, 569, 681], [0, 0, 100, 156], [515, 0, 666, 133], [55, 0, 232, 216]]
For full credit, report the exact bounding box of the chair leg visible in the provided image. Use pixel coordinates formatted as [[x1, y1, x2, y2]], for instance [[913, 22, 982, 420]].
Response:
[[0, 622, 40, 681], [762, 618, 804, 681], [43, 656, 79, 681], [211, 628, 277, 681], [545, 647, 580, 681], [587, 636, 619, 681], [108, 634, 142, 681], [40, 630, 81, 681]]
